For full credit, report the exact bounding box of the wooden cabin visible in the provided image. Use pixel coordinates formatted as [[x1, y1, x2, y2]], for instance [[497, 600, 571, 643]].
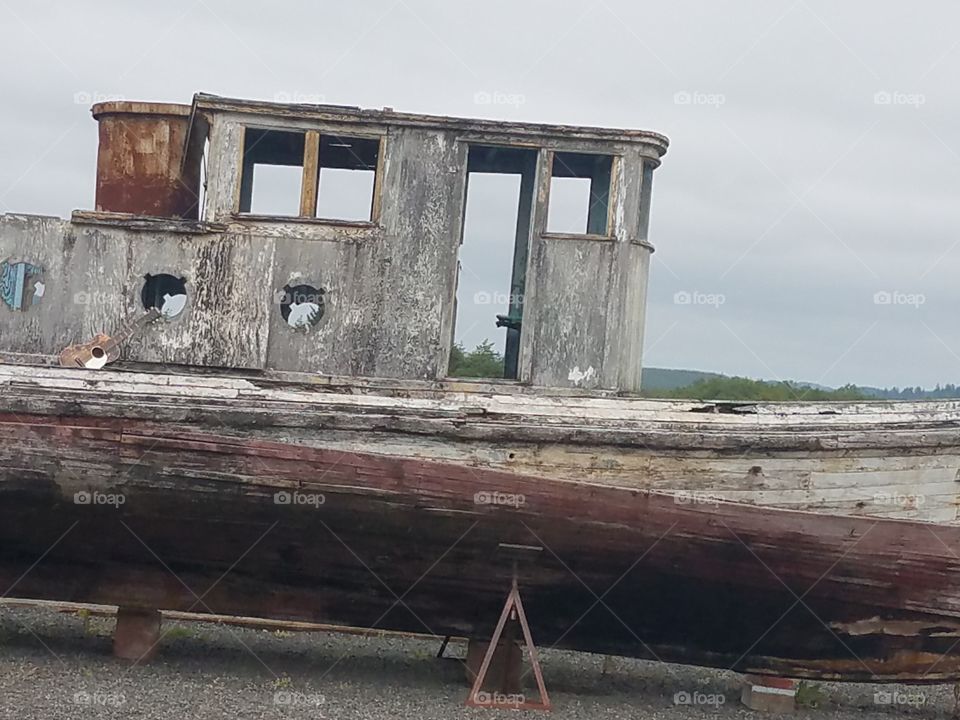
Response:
[[0, 94, 668, 391]]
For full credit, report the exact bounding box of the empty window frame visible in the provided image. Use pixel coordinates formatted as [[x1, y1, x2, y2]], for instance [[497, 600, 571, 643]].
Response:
[[237, 128, 382, 222], [546, 151, 614, 235], [238, 128, 306, 216], [314, 135, 380, 222], [637, 160, 655, 243], [197, 137, 210, 221], [449, 145, 538, 380]]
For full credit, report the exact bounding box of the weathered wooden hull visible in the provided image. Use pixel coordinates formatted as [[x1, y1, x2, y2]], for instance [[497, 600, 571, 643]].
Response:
[[4, 364, 960, 681]]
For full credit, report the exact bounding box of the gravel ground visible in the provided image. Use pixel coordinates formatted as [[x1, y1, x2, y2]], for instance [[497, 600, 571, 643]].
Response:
[[0, 605, 954, 719]]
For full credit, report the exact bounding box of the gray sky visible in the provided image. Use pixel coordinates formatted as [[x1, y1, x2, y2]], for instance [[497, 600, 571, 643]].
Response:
[[1, 0, 959, 389]]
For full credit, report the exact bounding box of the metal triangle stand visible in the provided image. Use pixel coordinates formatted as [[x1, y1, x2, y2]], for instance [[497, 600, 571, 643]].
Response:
[[465, 574, 551, 711]]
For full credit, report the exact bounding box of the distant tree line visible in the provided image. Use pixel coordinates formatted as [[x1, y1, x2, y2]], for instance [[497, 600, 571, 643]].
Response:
[[641, 377, 867, 401], [860, 384, 960, 400]]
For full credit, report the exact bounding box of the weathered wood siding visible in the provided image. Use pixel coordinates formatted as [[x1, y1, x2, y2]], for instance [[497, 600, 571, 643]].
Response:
[[520, 147, 652, 391], [0, 215, 124, 355], [524, 238, 616, 387], [0, 215, 271, 369], [348, 127, 465, 379]]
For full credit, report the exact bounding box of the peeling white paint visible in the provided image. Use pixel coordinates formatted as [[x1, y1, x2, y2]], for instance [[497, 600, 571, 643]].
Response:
[[568, 366, 596, 386]]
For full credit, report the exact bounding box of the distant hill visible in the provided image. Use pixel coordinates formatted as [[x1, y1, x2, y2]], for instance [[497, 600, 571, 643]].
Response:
[[639, 368, 726, 391], [641, 367, 960, 401]]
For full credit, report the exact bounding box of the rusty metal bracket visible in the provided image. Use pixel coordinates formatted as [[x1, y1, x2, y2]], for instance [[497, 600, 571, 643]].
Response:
[[465, 576, 551, 711]]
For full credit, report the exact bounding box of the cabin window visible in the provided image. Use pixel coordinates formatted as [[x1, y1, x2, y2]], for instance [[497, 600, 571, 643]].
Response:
[[546, 152, 613, 235], [238, 129, 305, 216], [637, 160, 655, 242], [197, 137, 210, 221], [315, 135, 379, 222], [237, 128, 381, 223]]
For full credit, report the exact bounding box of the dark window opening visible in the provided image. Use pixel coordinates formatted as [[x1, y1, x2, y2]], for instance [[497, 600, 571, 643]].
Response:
[[279, 284, 326, 329], [449, 145, 538, 380], [637, 160, 655, 242], [546, 152, 613, 235], [198, 137, 210, 222], [238, 129, 305, 216], [315, 135, 379, 222], [141, 274, 188, 320]]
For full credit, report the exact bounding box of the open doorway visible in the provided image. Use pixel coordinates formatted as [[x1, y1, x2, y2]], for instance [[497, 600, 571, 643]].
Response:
[[450, 145, 537, 380]]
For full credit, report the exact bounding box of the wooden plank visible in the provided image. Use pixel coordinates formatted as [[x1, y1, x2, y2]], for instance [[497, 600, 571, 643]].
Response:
[[0, 599, 454, 640], [299, 130, 320, 217]]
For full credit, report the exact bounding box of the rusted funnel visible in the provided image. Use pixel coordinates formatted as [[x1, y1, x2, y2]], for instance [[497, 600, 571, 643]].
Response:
[[92, 102, 200, 219]]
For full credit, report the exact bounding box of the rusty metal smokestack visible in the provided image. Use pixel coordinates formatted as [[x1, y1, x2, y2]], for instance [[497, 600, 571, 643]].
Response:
[[92, 102, 200, 219]]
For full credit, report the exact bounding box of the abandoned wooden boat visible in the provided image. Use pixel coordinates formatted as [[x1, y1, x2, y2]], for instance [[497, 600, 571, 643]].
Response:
[[1, 94, 959, 683]]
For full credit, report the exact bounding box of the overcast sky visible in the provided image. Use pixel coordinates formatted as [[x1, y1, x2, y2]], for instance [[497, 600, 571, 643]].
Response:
[[1, 0, 959, 389]]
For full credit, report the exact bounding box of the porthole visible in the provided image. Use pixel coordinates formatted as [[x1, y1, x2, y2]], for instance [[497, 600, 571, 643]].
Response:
[[279, 284, 325, 329], [142, 273, 188, 320]]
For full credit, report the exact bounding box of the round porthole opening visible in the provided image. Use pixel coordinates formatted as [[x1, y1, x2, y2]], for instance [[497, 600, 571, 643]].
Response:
[[142, 273, 188, 320], [279, 284, 325, 329]]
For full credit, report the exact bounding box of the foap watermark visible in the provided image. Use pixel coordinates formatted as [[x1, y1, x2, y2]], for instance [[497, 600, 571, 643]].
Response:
[[474, 490, 525, 508], [674, 290, 725, 308], [274, 491, 325, 508], [274, 288, 325, 306], [874, 690, 926, 707], [274, 691, 326, 707], [873, 290, 925, 308], [73, 290, 118, 307], [73, 690, 126, 708], [473, 90, 525, 108], [73, 91, 125, 106], [873, 91, 925, 108], [674, 490, 721, 507], [473, 290, 524, 306], [473, 691, 526, 707], [74, 490, 125, 508], [874, 492, 925, 508], [274, 91, 326, 105], [674, 91, 726, 108], [674, 690, 726, 707]]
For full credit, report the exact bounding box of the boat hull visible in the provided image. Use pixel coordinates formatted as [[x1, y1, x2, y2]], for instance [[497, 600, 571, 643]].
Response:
[[3, 403, 960, 681]]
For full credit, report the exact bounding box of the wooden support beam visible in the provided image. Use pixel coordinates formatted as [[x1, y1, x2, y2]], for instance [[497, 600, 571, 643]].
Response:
[[299, 130, 320, 217], [113, 607, 162, 663]]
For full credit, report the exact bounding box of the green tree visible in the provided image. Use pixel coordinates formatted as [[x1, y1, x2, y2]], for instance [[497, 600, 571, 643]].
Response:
[[449, 340, 504, 378]]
